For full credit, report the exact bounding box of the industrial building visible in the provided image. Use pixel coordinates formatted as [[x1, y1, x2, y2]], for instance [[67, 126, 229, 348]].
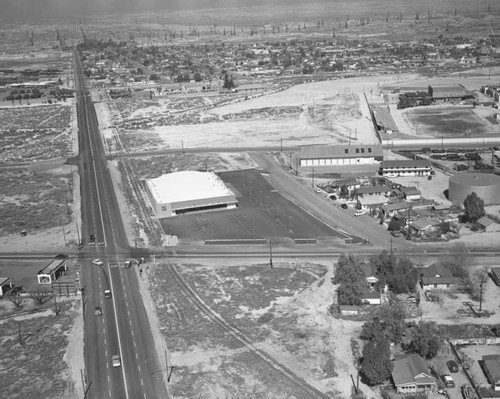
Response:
[[379, 159, 432, 177], [145, 171, 238, 218], [428, 84, 474, 102], [299, 144, 383, 167], [448, 173, 500, 205]]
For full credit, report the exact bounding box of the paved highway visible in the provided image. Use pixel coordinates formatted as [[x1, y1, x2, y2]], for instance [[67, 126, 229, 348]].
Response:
[[74, 47, 167, 399]]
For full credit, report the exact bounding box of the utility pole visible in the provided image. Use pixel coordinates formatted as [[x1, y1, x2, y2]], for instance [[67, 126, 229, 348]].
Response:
[[280, 137, 283, 152], [18, 321, 22, 344], [62, 224, 67, 246], [269, 239, 273, 268], [76, 221, 81, 245], [479, 283, 483, 314], [181, 140, 185, 155], [312, 167, 315, 187]]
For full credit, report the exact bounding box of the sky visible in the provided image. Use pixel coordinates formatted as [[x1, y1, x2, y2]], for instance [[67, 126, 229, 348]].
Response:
[[0, 0, 303, 20]]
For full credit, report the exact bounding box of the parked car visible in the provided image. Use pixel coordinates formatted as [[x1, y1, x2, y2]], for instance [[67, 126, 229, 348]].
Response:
[[340, 203, 348, 209], [111, 354, 121, 368], [447, 360, 459, 373], [94, 306, 102, 316], [92, 259, 103, 266], [104, 290, 112, 299], [441, 374, 455, 388], [354, 210, 366, 216], [89, 234, 96, 245], [462, 384, 475, 399]]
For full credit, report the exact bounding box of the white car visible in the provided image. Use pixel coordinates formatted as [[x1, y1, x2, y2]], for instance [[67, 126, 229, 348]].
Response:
[[354, 210, 366, 217], [111, 354, 121, 368], [92, 258, 103, 266]]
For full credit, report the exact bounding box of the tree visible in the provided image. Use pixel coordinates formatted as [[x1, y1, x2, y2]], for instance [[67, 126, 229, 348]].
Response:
[[193, 72, 202, 82], [360, 336, 393, 386], [360, 303, 407, 344], [9, 293, 24, 308], [333, 254, 366, 306], [389, 257, 418, 294], [30, 288, 51, 305], [404, 321, 442, 359], [223, 72, 235, 90], [463, 192, 485, 222]]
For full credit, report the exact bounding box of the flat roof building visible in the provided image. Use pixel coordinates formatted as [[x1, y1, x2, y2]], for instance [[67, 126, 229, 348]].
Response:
[[380, 159, 432, 177], [146, 171, 238, 219], [299, 144, 383, 167], [38, 259, 67, 285]]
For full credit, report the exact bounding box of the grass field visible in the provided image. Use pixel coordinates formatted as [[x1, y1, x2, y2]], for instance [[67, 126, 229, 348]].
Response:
[[159, 169, 343, 241]]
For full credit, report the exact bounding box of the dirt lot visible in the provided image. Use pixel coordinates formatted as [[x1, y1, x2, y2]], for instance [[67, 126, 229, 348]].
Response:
[[160, 169, 345, 242], [144, 259, 378, 399]]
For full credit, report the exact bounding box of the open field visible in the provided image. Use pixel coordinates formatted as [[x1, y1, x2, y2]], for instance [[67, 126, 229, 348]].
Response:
[[405, 106, 497, 138], [146, 261, 375, 398], [0, 299, 82, 399], [0, 168, 73, 236], [160, 169, 346, 241]]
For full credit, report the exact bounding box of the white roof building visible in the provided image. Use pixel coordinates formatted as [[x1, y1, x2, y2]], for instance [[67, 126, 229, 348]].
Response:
[[145, 171, 237, 218]]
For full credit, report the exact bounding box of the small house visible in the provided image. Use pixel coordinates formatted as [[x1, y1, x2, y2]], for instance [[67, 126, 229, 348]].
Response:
[[339, 305, 359, 316], [392, 354, 436, 394], [420, 264, 458, 290], [0, 277, 13, 297], [483, 355, 500, 392], [477, 216, 498, 233]]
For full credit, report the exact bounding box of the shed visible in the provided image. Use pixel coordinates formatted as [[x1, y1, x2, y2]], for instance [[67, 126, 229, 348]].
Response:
[[491, 267, 500, 287], [477, 216, 498, 232], [339, 305, 359, 316]]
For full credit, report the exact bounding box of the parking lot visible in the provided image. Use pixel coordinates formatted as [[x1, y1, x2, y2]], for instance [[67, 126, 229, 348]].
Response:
[[160, 169, 346, 241]]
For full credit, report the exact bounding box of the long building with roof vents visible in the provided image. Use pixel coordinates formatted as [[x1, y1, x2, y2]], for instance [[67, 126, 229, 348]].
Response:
[[145, 171, 237, 218]]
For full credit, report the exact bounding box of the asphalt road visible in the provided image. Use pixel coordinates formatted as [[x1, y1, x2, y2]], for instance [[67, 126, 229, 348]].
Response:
[[74, 48, 167, 399]]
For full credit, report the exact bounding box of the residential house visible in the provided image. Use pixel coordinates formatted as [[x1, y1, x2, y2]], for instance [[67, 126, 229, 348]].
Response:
[[420, 264, 458, 290], [362, 290, 382, 305], [0, 277, 12, 297], [477, 216, 498, 233], [401, 186, 421, 201], [339, 305, 359, 316], [483, 355, 500, 392], [392, 354, 436, 394], [411, 218, 444, 236], [381, 201, 410, 218], [490, 267, 500, 287], [360, 263, 378, 289], [357, 185, 392, 197]]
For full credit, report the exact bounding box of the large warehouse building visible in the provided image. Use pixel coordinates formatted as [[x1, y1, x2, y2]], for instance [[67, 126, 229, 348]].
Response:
[[449, 173, 500, 205], [146, 171, 238, 218], [299, 144, 383, 167]]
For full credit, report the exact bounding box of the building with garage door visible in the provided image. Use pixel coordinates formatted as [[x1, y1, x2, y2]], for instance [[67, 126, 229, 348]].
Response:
[[448, 172, 500, 205], [380, 159, 432, 177], [299, 144, 383, 167], [146, 171, 238, 218]]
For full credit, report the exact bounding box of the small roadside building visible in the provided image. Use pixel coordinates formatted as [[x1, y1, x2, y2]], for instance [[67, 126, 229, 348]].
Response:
[[420, 264, 458, 290], [477, 216, 498, 233], [339, 305, 360, 316], [428, 84, 474, 102], [0, 277, 13, 297], [299, 144, 383, 167], [380, 159, 432, 177], [392, 354, 436, 394], [38, 259, 67, 285]]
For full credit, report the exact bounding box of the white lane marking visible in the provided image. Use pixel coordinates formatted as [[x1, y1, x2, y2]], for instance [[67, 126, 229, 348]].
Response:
[[108, 375, 110, 383], [136, 353, 139, 359], [140, 378, 144, 386], [144, 394, 146, 399], [108, 389, 111, 397], [133, 341, 136, 348], [108, 264, 130, 399], [131, 330, 134, 337]]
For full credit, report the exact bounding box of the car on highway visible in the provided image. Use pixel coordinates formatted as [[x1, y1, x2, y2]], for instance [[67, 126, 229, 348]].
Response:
[[447, 360, 459, 373], [92, 259, 103, 266], [104, 290, 112, 299], [354, 210, 366, 216], [111, 354, 121, 368], [94, 306, 102, 316]]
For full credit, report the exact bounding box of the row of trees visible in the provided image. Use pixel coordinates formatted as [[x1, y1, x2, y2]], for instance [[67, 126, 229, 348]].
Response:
[[358, 303, 443, 386], [333, 251, 418, 306]]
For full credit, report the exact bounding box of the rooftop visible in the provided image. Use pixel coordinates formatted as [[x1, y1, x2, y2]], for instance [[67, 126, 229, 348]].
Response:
[[146, 171, 234, 204], [300, 144, 383, 159]]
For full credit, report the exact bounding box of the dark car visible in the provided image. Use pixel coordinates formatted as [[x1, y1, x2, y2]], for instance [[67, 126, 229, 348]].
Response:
[[447, 360, 459, 373], [340, 203, 348, 209], [89, 234, 96, 245]]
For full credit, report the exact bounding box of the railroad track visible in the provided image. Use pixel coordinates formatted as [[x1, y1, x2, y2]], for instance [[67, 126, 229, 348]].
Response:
[[165, 264, 332, 399]]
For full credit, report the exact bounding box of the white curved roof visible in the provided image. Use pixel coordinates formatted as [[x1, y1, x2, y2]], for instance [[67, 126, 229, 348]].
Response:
[[146, 171, 234, 204]]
